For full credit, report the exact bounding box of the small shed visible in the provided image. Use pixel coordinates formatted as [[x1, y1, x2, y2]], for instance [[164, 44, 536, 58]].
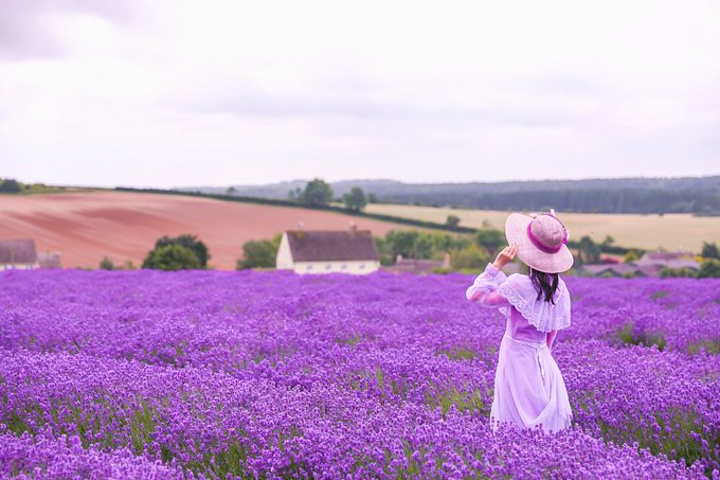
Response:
[[276, 226, 380, 274], [0, 238, 39, 270]]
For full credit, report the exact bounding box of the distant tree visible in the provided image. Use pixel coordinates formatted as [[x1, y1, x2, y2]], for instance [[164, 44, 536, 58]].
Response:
[[445, 215, 461, 229], [577, 236, 601, 264], [600, 235, 615, 249], [624, 250, 639, 263], [475, 227, 505, 255], [451, 244, 490, 271], [661, 267, 698, 278], [414, 234, 434, 259], [237, 239, 278, 269], [373, 235, 393, 265], [343, 187, 368, 212], [144, 244, 201, 271], [0, 179, 22, 193], [226, 186, 236, 196], [698, 258, 720, 278], [430, 232, 470, 253], [99, 256, 115, 270], [300, 178, 333, 207], [152, 234, 210, 267], [367, 192, 378, 204], [124, 259, 137, 270], [701, 242, 719, 259], [385, 230, 420, 259]]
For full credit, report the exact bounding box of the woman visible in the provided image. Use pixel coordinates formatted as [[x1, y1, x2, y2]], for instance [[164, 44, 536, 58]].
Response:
[[466, 210, 574, 433]]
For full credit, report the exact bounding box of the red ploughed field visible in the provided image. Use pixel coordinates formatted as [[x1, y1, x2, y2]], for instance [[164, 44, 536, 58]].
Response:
[[0, 190, 410, 270]]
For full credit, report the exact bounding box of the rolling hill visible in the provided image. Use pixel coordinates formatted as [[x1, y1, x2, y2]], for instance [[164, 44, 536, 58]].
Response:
[[0, 191, 414, 270]]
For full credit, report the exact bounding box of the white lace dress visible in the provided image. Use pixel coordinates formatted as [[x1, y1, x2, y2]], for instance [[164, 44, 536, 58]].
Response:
[[466, 263, 573, 433]]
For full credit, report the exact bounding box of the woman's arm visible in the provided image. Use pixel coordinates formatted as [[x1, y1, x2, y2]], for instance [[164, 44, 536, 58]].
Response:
[[465, 263, 511, 307], [466, 244, 517, 308]]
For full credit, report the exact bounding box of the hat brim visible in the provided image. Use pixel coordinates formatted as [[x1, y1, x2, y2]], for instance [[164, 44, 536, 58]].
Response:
[[505, 213, 574, 274]]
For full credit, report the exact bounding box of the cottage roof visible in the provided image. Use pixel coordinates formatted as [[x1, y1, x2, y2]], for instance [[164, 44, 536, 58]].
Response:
[[0, 238, 38, 264], [286, 229, 379, 262]]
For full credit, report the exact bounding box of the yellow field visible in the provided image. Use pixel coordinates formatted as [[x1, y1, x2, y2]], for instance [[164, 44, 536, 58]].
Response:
[[364, 204, 720, 253]]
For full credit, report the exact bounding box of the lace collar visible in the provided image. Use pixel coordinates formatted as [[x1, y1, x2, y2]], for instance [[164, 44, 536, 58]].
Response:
[[497, 274, 571, 332]]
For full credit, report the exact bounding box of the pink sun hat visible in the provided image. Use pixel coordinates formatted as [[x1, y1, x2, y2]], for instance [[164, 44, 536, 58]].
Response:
[[505, 209, 574, 274]]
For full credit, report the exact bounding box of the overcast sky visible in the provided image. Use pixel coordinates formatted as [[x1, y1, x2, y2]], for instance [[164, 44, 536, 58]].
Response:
[[1, 0, 718, 188]]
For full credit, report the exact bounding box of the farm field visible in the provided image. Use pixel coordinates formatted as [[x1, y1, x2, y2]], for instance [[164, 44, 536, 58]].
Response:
[[0, 191, 413, 270], [0, 269, 717, 479], [364, 204, 720, 253]]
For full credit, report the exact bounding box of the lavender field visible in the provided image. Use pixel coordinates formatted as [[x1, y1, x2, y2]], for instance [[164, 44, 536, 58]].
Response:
[[0, 269, 718, 479]]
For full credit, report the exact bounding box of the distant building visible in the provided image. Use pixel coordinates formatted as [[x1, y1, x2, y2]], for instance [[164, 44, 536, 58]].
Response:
[[0, 238, 39, 270], [635, 248, 696, 267], [276, 225, 380, 274], [382, 253, 451, 274], [37, 251, 62, 269], [580, 263, 651, 277]]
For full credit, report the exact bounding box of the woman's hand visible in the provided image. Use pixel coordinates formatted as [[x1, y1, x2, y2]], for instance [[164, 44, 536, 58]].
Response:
[[492, 244, 517, 270]]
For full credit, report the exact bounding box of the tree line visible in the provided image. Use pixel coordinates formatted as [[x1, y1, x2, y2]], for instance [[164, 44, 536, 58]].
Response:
[[95, 233, 720, 278]]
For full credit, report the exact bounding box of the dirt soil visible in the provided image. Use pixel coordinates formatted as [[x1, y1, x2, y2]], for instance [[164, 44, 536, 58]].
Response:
[[0, 191, 412, 270]]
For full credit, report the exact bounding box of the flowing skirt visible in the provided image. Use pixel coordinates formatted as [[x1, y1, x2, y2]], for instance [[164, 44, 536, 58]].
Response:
[[490, 334, 573, 433]]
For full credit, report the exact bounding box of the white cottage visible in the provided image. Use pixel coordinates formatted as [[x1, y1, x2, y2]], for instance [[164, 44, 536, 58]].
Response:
[[276, 226, 380, 274]]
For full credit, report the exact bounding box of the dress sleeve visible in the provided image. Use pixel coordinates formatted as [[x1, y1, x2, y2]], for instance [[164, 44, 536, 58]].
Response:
[[466, 263, 511, 308]]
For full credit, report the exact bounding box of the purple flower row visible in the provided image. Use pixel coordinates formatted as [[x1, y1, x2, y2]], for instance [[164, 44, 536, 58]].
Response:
[[0, 349, 710, 479], [0, 269, 718, 478]]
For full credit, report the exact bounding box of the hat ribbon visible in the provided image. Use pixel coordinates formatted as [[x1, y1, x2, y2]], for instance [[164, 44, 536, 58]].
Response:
[[526, 214, 568, 254]]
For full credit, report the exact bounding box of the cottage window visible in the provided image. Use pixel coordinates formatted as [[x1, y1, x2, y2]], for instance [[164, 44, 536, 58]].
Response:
[[359, 264, 365, 269], [306, 265, 313, 271], [325, 264, 332, 270], [341, 264, 347, 270]]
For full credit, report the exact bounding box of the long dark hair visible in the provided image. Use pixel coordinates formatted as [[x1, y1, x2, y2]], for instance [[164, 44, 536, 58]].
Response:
[[529, 267, 559, 304]]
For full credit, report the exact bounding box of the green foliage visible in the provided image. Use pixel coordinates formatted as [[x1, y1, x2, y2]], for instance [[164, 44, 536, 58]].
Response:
[[577, 236, 601, 264], [300, 178, 334, 207], [600, 235, 615, 249], [381, 230, 474, 268], [343, 187, 368, 212], [373, 236, 394, 266], [386, 230, 422, 259], [474, 227, 505, 255], [450, 244, 490, 271], [367, 192, 378, 203], [624, 250, 639, 263], [225, 186, 236, 195], [0, 178, 22, 193], [0, 178, 66, 194], [143, 245, 201, 271], [151, 234, 210, 267], [660, 267, 698, 278], [237, 236, 281, 270], [687, 340, 720, 355], [697, 258, 720, 278], [616, 322, 667, 351], [445, 215, 460, 228], [99, 256, 115, 270], [701, 241, 719, 259]]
